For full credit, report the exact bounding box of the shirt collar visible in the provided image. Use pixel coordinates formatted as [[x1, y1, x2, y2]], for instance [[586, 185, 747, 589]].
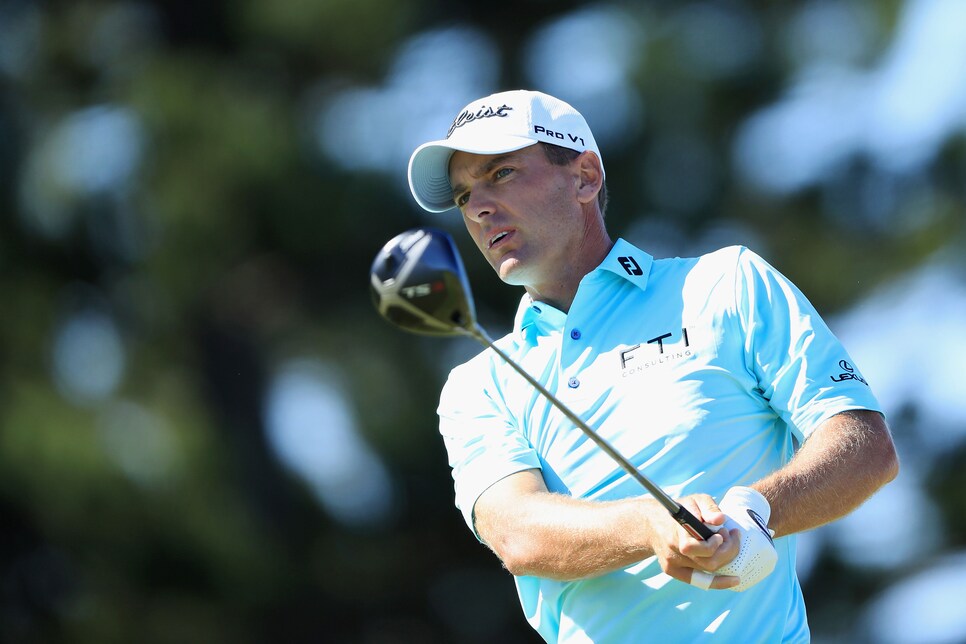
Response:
[[596, 238, 653, 290], [513, 292, 560, 342], [513, 238, 654, 339]]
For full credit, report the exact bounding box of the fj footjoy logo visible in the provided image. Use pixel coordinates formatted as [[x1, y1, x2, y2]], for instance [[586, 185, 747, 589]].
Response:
[[447, 104, 513, 137], [618, 256, 643, 276], [831, 360, 868, 386]]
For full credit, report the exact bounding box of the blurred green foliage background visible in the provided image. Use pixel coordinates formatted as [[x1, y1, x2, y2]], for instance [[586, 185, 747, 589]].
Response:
[[1, 1, 964, 642]]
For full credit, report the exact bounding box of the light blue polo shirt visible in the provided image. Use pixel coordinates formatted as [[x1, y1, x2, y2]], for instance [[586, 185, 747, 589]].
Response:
[[437, 239, 881, 643]]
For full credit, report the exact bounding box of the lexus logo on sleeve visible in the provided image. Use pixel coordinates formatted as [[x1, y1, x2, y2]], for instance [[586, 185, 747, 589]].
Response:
[[830, 360, 868, 386]]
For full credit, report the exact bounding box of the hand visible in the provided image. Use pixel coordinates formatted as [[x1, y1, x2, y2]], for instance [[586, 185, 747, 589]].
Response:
[[714, 487, 778, 592], [643, 494, 741, 590]]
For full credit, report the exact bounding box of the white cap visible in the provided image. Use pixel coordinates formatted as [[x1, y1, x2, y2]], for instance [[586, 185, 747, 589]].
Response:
[[408, 90, 604, 213]]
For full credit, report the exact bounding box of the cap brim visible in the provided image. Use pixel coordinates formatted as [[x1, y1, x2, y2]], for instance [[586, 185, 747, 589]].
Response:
[[408, 135, 537, 213]]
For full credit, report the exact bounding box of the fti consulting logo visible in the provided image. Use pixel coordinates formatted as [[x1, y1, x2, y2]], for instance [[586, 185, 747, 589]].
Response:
[[619, 328, 694, 377]]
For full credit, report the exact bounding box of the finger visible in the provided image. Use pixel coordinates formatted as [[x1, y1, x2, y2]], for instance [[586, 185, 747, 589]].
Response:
[[680, 531, 724, 558], [690, 569, 714, 590], [683, 526, 743, 566], [702, 528, 743, 571], [710, 574, 741, 590], [682, 521, 736, 557], [682, 494, 726, 528], [665, 562, 701, 586], [685, 569, 741, 591], [696, 495, 727, 527]]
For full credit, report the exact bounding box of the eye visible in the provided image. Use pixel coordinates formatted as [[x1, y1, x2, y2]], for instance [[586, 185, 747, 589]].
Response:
[[495, 167, 513, 180], [455, 191, 470, 208]]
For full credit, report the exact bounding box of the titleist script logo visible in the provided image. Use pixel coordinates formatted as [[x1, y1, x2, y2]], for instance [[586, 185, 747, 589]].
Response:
[[447, 104, 513, 137]]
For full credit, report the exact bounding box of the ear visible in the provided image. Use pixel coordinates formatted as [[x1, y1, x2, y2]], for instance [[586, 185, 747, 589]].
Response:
[[575, 151, 603, 206]]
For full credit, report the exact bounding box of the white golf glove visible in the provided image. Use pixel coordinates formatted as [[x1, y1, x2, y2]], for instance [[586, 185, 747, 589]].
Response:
[[713, 486, 778, 592]]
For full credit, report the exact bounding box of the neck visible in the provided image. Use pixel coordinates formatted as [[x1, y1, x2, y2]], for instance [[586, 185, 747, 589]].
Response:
[[525, 225, 613, 314]]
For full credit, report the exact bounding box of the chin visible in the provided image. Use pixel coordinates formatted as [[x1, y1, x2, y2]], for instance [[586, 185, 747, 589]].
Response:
[[496, 261, 528, 286]]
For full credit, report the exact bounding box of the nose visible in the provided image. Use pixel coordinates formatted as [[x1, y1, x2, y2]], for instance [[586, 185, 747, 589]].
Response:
[[463, 188, 495, 222]]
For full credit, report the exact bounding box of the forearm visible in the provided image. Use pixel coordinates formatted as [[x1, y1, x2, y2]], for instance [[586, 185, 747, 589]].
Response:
[[753, 410, 898, 538], [474, 473, 661, 580], [481, 494, 658, 580]]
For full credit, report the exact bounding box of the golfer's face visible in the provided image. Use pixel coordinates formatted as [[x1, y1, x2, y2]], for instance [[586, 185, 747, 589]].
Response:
[[449, 145, 585, 289]]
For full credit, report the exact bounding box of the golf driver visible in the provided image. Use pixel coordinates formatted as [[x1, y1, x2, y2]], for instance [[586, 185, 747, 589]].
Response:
[[370, 227, 715, 541]]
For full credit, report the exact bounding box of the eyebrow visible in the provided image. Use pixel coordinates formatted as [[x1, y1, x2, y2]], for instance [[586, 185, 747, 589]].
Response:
[[450, 152, 519, 202]]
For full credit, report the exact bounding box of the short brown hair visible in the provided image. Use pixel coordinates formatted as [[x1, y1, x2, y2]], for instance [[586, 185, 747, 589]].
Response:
[[541, 143, 608, 216]]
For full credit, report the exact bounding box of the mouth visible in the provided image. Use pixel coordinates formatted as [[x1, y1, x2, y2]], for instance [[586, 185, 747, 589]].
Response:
[[487, 229, 512, 249]]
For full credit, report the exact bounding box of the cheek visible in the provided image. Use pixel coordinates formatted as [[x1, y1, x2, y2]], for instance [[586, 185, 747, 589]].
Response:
[[462, 218, 485, 251], [531, 175, 575, 213]]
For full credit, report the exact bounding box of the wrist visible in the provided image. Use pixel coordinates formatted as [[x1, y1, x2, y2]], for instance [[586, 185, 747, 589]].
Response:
[[634, 497, 665, 557]]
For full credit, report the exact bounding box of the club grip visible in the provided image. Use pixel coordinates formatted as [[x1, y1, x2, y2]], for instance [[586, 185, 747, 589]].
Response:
[[672, 504, 717, 541]]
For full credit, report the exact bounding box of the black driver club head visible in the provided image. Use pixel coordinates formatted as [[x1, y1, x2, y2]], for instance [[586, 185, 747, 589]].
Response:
[[370, 227, 478, 337]]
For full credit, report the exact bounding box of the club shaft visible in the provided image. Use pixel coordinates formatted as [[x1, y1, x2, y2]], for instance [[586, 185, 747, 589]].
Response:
[[463, 325, 715, 541]]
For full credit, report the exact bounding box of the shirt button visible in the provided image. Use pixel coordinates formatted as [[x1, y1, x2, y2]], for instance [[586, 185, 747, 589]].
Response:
[[570, 328, 581, 340], [568, 377, 580, 388]]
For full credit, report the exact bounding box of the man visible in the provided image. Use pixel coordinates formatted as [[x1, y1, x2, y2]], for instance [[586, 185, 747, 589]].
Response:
[[406, 90, 898, 642]]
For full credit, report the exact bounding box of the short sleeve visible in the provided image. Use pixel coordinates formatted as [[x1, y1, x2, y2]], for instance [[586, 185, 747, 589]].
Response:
[[734, 248, 882, 442], [437, 356, 543, 538]]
